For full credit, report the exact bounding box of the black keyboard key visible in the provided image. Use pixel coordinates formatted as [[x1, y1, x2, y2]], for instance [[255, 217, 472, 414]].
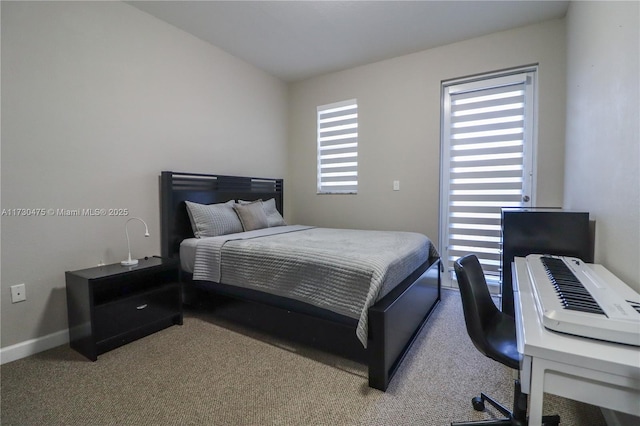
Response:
[[541, 256, 605, 316]]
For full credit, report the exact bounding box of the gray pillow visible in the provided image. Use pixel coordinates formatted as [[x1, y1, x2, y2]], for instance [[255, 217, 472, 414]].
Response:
[[262, 198, 286, 227], [233, 201, 269, 231], [237, 198, 286, 227], [185, 200, 243, 238]]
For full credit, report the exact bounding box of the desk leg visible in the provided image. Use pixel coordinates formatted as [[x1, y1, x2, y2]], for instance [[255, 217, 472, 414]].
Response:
[[528, 361, 545, 426]]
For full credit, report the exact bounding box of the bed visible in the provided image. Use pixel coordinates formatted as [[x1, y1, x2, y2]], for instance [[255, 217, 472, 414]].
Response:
[[160, 171, 441, 391]]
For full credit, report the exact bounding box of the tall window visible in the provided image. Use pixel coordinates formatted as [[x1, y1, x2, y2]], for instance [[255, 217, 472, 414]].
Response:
[[440, 68, 537, 290], [317, 99, 358, 194]]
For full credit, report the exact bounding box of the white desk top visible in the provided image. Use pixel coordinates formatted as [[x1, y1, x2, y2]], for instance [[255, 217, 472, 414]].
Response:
[[513, 257, 640, 382]]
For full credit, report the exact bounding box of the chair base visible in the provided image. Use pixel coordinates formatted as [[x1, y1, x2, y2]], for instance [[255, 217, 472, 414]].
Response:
[[451, 380, 560, 426], [451, 416, 560, 426]]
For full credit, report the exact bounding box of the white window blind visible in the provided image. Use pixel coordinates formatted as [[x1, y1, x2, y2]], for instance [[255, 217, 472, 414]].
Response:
[[441, 71, 536, 288], [317, 99, 358, 194]]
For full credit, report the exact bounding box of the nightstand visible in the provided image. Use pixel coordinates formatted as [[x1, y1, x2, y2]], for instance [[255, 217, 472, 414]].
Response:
[[65, 256, 182, 361]]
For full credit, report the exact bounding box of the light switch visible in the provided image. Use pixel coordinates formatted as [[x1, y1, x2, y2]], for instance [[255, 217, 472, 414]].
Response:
[[393, 180, 400, 191]]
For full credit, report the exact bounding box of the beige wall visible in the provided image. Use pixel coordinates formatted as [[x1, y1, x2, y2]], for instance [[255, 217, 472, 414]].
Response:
[[564, 1, 640, 292], [287, 19, 567, 244], [1, 2, 288, 348], [8, 1, 636, 356]]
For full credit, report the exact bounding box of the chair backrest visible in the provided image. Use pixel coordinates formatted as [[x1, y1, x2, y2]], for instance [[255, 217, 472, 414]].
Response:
[[454, 254, 501, 359]]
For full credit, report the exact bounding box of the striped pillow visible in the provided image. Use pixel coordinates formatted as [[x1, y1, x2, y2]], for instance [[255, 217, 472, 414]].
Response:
[[185, 200, 243, 238]]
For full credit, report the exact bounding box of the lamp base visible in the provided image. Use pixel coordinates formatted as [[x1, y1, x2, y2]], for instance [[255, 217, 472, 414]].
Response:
[[121, 259, 139, 266]]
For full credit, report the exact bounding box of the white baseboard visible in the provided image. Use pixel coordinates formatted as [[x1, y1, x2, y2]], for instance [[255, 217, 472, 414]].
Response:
[[0, 329, 69, 365], [601, 408, 640, 426]]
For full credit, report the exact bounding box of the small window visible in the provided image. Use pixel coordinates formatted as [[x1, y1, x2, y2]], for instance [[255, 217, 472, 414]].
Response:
[[317, 99, 358, 194]]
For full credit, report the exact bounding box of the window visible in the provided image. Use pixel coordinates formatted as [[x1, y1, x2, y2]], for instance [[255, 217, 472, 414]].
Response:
[[317, 99, 358, 194], [440, 68, 537, 290]]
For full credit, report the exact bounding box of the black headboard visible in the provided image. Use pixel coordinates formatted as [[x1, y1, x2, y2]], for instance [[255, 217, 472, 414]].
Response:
[[160, 171, 284, 259]]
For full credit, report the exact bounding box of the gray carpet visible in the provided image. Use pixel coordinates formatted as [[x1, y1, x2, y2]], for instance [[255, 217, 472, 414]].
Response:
[[1, 289, 605, 425]]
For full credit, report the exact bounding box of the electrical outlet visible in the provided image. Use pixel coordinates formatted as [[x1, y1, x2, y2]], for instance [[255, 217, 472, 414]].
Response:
[[393, 180, 400, 191], [11, 284, 26, 303]]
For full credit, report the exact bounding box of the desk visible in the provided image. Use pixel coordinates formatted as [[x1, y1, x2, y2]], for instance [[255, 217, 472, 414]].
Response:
[[512, 257, 640, 426]]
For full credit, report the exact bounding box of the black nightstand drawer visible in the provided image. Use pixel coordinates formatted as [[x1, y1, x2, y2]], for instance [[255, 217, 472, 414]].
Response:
[[66, 257, 182, 361], [94, 284, 180, 341]]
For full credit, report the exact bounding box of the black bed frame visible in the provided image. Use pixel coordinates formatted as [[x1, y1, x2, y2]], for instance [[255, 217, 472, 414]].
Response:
[[160, 171, 441, 391]]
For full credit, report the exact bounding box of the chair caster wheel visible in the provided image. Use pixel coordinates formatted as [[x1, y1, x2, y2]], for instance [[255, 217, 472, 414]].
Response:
[[472, 396, 485, 411]]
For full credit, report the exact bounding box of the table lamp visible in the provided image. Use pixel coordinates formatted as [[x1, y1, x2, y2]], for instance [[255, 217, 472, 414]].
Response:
[[121, 217, 149, 266]]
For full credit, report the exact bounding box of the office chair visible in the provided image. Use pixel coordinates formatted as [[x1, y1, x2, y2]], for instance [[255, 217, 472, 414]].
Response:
[[451, 254, 560, 426]]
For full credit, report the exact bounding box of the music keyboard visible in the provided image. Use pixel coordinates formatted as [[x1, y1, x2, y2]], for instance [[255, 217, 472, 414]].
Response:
[[525, 254, 640, 346]]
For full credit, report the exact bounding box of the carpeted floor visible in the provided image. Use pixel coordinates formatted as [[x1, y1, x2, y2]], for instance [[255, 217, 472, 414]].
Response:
[[0, 289, 606, 425]]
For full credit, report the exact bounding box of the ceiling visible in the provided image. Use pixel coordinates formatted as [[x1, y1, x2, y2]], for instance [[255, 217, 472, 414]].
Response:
[[128, 1, 569, 82]]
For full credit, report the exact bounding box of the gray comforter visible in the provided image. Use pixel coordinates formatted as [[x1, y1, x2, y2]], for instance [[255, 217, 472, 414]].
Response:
[[189, 225, 438, 347]]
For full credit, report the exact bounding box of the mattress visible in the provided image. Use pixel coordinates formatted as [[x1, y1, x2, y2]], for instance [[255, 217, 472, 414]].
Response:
[[180, 225, 438, 346]]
